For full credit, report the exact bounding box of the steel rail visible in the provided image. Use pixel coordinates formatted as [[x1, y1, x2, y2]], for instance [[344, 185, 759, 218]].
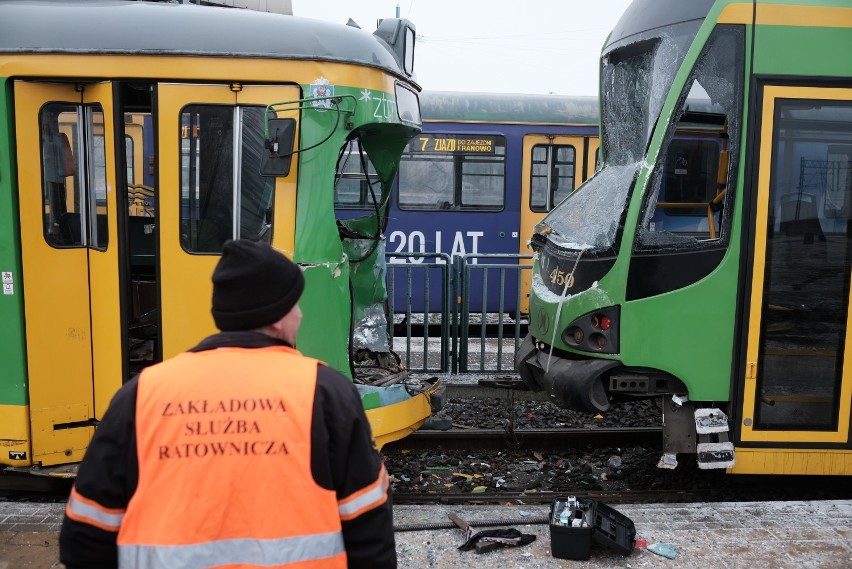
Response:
[[383, 427, 662, 452]]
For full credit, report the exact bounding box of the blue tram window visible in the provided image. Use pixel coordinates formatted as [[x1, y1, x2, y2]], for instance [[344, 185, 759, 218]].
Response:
[[398, 134, 506, 211]]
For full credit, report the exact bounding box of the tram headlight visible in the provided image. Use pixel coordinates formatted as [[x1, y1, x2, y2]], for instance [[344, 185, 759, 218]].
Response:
[[561, 306, 620, 354], [564, 326, 585, 345], [590, 333, 607, 350]]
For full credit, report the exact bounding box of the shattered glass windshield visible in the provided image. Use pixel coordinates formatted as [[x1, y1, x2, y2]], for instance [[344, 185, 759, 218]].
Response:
[[637, 25, 744, 251], [537, 20, 701, 254]]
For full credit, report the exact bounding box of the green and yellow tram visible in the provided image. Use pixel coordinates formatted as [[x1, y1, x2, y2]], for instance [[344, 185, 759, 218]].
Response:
[[517, 0, 852, 475], [0, 0, 440, 472]]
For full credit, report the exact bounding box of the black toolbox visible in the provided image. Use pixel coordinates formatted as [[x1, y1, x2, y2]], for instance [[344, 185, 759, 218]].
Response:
[[549, 496, 636, 560]]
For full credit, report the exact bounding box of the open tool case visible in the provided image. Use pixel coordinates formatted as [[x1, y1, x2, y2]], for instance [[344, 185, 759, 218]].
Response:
[[549, 496, 636, 560]]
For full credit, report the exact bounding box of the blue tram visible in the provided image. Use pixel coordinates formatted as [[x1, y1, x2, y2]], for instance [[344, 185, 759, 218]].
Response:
[[335, 91, 601, 314]]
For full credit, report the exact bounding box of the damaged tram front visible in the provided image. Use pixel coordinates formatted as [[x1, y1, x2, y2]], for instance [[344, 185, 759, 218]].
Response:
[[517, 0, 852, 475], [0, 0, 440, 475]]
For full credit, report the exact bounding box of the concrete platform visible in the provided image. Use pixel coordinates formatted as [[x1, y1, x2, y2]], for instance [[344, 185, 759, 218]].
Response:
[[1, 499, 850, 568], [394, 501, 852, 568]]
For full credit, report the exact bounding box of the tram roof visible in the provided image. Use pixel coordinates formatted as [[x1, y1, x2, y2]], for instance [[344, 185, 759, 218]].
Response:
[[605, 0, 714, 51], [420, 91, 599, 126], [0, 0, 410, 80]]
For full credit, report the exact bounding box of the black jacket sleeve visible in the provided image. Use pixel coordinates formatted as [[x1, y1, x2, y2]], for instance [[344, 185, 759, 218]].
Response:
[[311, 365, 397, 569], [59, 377, 139, 569]]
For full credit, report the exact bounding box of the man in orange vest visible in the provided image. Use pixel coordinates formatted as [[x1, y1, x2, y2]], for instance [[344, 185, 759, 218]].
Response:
[[60, 239, 397, 568]]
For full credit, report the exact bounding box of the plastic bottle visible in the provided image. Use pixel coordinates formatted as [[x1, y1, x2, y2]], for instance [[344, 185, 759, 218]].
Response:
[[559, 505, 570, 526]]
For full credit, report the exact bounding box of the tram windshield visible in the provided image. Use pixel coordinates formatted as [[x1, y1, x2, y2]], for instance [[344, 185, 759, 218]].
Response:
[[536, 19, 701, 254]]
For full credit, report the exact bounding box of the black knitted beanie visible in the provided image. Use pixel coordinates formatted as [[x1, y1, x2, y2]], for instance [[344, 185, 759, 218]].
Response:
[[211, 240, 304, 331]]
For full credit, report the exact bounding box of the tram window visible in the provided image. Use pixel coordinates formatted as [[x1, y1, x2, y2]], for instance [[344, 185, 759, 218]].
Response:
[[530, 144, 576, 212], [460, 157, 503, 207], [398, 135, 505, 211], [398, 155, 453, 208], [636, 26, 743, 250], [91, 119, 108, 250], [756, 98, 852, 431], [334, 140, 380, 209], [335, 181, 365, 207], [180, 105, 274, 253], [125, 135, 134, 183], [822, 145, 852, 218], [93, 134, 107, 206], [40, 103, 108, 250], [239, 107, 275, 243], [659, 138, 719, 216]]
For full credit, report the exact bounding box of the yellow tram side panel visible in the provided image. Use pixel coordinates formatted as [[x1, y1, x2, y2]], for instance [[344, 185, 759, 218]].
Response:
[[0, 404, 31, 468], [1, 55, 399, 98], [730, 448, 852, 476]]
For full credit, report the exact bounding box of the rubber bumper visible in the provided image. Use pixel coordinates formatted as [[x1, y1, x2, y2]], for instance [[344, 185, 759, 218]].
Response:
[[515, 334, 620, 413]]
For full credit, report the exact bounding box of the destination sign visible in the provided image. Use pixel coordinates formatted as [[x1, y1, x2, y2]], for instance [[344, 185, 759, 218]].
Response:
[[410, 135, 497, 154]]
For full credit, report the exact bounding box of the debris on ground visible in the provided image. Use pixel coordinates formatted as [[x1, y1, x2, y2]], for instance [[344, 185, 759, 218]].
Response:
[[647, 543, 677, 559]]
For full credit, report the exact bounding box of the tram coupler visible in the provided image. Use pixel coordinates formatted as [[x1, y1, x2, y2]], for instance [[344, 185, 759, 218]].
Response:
[[515, 335, 619, 413]]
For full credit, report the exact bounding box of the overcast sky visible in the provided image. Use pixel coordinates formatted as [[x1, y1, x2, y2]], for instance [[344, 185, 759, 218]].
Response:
[[293, 0, 635, 96]]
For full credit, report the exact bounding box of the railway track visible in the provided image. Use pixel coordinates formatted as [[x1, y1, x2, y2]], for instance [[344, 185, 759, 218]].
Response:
[[383, 424, 852, 506], [383, 427, 662, 452], [392, 488, 724, 506], [392, 477, 852, 506]]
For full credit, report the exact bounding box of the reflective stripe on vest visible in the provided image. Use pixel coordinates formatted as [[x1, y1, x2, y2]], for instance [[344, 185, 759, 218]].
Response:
[[118, 531, 344, 569], [65, 486, 125, 532], [118, 346, 345, 569], [338, 466, 389, 521]]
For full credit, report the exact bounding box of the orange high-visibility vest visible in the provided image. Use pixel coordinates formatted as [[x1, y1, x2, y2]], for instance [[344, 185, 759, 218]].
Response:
[[117, 346, 346, 569]]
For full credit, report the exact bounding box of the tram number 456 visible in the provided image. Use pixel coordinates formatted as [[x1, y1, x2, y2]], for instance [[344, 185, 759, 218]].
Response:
[[388, 230, 484, 264]]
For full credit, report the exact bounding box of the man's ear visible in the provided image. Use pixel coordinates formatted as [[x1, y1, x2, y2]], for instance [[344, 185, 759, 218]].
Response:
[[267, 318, 288, 336]]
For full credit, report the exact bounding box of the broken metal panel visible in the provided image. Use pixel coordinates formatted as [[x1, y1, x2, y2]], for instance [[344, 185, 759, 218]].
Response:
[[365, 379, 443, 450], [341, 217, 390, 353]]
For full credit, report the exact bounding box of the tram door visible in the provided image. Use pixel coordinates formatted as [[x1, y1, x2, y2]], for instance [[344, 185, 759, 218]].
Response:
[[156, 84, 299, 358], [519, 135, 591, 314], [738, 86, 852, 474], [14, 81, 122, 465]]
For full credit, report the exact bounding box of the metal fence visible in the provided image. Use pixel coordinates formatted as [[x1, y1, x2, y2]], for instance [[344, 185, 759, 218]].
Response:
[[385, 252, 531, 374], [457, 254, 531, 374], [386, 252, 452, 374]]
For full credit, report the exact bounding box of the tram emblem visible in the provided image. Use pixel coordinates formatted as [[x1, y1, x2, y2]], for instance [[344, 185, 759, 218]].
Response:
[[9, 451, 26, 460], [309, 77, 334, 111]]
